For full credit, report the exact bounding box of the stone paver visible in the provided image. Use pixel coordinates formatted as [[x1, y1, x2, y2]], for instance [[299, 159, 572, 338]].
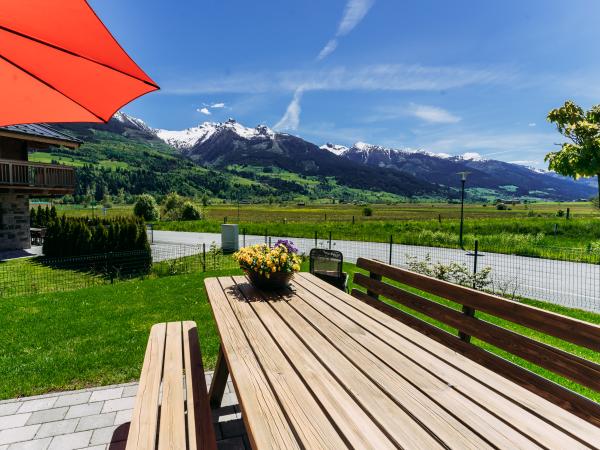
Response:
[[0, 414, 31, 432], [88, 388, 123, 403], [53, 392, 91, 408], [76, 413, 116, 432], [35, 418, 78, 439], [47, 431, 92, 450], [65, 402, 103, 419], [26, 408, 67, 425], [0, 425, 40, 446], [7, 437, 52, 450], [0, 405, 19, 418], [0, 375, 249, 449]]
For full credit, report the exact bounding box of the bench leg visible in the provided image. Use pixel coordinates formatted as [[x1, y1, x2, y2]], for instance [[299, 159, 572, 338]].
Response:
[[209, 345, 229, 408]]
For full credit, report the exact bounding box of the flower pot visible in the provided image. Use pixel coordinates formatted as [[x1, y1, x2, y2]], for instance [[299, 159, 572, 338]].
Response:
[[246, 270, 294, 290]]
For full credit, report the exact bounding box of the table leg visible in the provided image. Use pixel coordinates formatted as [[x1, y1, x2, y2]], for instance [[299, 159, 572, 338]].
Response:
[[209, 345, 229, 408]]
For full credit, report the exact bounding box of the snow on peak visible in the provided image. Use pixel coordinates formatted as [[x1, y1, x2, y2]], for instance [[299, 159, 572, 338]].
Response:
[[155, 119, 275, 150], [320, 143, 348, 156], [113, 111, 153, 133]]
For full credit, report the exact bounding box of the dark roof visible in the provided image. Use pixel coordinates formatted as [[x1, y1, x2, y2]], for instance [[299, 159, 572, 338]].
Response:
[[0, 123, 82, 148]]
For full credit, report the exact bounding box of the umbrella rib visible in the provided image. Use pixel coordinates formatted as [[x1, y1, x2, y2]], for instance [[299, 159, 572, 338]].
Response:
[[0, 25, 159, 89], [0, 54, 107, 123]]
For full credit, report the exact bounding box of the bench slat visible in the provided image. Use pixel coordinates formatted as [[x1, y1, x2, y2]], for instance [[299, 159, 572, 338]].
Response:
[[356, 258, 600, 352], [126, 323, 166, 450], [354, 272, 600, 391], [183, 321, 217, 450], [158, 322, 187, 450]]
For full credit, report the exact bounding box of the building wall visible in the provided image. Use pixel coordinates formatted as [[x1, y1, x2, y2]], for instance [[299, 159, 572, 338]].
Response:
[[0, 193, 30, 251]]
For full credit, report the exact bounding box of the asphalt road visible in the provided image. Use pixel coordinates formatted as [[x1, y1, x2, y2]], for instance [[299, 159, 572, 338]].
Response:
[[152, 230, 600, 313]]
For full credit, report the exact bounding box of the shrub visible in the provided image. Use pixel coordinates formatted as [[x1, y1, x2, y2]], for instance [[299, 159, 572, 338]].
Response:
[[163, 192, 184, 214], [180, 201, 202, 220], [496, 203, 507, 210], [134, 194, 159, 221], [363, 206, 373, 217], [556, 209, 565, 217]]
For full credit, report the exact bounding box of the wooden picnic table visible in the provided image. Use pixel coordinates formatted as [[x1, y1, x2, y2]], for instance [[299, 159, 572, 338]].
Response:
[[205, 273, 600, 449]]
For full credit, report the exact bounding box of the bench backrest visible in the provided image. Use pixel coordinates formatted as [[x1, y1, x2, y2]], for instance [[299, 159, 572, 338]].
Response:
[[126, 321, 216, 450], [352, 258, 600, 427]]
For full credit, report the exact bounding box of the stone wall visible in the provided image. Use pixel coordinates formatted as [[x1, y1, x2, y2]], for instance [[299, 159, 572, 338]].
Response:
[[0, 193, 30, 251]]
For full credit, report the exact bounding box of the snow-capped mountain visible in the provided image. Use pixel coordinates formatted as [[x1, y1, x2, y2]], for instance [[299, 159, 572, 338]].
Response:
[[320, 143, 348, 156], [156, 119, 275, 150], [54, 112, 596, 201]]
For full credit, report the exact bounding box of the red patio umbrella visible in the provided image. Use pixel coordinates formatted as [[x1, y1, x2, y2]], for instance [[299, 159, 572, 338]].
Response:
[[0, 0, 159, 127]]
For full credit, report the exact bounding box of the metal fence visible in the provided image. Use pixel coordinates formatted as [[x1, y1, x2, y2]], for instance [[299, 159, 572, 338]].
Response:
[[0, 244, 238, 299], [222, 229, 600, 313]]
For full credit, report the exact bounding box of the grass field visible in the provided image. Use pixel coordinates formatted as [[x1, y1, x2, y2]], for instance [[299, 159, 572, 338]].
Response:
[[51, 201, 600, 260], [1, 263, 598, 403]]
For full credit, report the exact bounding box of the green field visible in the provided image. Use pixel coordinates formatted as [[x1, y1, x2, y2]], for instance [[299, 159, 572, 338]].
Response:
[[52, 201, 600, 260], [1, 263, 598, 403]]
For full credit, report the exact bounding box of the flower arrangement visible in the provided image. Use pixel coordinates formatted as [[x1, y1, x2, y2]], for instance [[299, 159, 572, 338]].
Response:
[[234, 240, 302, 289]]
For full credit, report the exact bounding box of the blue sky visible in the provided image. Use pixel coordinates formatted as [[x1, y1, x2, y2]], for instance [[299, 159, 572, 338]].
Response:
[[90, 0, 600, 168]]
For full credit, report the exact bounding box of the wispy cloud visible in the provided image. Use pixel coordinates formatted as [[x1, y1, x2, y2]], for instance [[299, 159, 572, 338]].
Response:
[[274, 87, 304, 130], [409, 104, 461, 124], [197, 107, 211, 115], [317, 0, 375, 60], [528, 122, 536, 127], [211, 102, 226, 108], [164, 64, 513, 95]]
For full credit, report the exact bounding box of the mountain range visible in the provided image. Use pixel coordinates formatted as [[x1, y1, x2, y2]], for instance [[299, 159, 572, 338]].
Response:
[[49, 113, 595, 202]]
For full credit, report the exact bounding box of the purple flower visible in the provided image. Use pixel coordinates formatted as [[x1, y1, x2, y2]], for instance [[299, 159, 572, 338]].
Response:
[[274, 239, 298, 254]]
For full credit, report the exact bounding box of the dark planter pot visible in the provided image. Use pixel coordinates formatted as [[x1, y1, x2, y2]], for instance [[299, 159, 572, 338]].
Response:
[[245, 270, 294, 290]]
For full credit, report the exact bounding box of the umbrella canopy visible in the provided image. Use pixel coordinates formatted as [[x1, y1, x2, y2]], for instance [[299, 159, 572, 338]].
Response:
[[0, 0, 159, 127]]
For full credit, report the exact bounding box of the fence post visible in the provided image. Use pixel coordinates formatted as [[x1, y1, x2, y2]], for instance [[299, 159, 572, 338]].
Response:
[[268, 236, 272, 248], [566, 207, 570, 219], [314, 230, 318, 248], [243, 228, 246, 247], [264, 229, 268, 244], [458, 239, 477, 342], [202, 243, 206, 272], [224, 216, 227, 224], [328, 231, 332, 250], [389, 235, 393, 265], [352, 215, 355, 225]]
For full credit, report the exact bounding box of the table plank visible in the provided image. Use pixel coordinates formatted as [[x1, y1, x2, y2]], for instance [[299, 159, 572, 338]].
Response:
[[231, 276, 400, 449], [218, 277, 349, 449], [126, 323, 166, 450], [158, 322, 186, 450], [296, 272, 600, 448], [205, 278, 299, 449], [254, 284, 456, 448], [288, 280, 521, 449]]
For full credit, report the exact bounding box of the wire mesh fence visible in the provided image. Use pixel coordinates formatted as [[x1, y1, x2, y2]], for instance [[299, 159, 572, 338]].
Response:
[[3, 228, 600, 313], [0, 244, 238, 299]]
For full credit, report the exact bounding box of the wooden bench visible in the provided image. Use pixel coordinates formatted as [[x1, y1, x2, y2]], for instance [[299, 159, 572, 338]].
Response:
[[126, 321, 217, 450], [353, 257, 600, 427]]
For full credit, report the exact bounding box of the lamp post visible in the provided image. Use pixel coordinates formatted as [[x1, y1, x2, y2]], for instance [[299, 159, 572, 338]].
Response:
[[458, 172, 469, 250]]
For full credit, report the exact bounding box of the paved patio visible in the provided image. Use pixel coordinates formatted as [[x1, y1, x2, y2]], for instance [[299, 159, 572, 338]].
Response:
[[0, 373, 248, 450]]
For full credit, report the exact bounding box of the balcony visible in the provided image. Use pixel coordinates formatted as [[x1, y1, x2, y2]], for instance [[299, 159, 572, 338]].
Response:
[[0, 159, 75, 195]]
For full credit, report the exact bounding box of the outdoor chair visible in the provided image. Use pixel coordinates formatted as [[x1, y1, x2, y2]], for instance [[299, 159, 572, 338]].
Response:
[[309, 248, 349, 292]]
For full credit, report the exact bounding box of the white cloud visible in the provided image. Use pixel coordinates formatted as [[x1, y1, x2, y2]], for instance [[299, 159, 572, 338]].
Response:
[[337, 0, 375, 35], [528, 122, 536, 127], [317, 0, 375, 60], [317, 39, 339, 61], [274, 87, 304, 131], [164, 64, 513, 95], [211, 102, 226, 108], [409, 104, 461, 124], [197, 107, 211, 115], [462, 152, 482, 160]]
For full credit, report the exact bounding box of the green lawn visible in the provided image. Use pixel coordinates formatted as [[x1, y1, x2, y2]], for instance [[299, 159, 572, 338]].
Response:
[[1, 262, 598, 405], [0, 269, 241, 399]]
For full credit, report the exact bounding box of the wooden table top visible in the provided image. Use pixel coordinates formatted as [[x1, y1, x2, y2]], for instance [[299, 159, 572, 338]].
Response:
[[205, 273, 600, 450]]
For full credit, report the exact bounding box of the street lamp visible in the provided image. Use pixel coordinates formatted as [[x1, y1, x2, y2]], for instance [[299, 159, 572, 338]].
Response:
[[458, 172, 469, 249]]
